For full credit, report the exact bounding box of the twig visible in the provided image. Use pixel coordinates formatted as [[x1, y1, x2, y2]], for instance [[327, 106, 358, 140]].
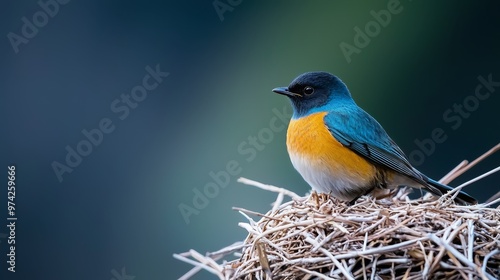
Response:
[[442, 166, 500, 199], [296, 267, 335, 280], [482, 249, 500, 280], [173, 252, 224, 280], [442, 143, 500, 184], [237, 177, 301, 199], [485, 191, 500, 204], [428, 234, 477, 270], [441, 160, 468, 184], [303, 234, 355, 280]]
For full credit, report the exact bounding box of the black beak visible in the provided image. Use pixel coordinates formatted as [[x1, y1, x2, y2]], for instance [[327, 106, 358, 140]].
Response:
[[272, 87, 302, 97]]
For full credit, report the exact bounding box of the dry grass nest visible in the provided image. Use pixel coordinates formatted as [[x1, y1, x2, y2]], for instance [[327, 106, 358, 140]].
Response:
[[175, 146, 500, 280]]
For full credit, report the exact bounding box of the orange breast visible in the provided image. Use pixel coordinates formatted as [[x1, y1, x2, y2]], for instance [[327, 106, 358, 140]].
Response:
[[287, 112, 376, 183]]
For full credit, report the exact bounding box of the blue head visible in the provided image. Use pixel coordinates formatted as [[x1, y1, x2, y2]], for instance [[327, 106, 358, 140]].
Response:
[[273, 72, 354, 118]]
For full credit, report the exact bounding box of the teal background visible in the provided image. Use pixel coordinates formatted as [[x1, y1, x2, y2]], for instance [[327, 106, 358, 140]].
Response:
[[1, 1, 499, 279]]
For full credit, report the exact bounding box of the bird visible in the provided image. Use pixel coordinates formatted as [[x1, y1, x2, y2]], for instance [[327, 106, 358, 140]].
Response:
[[272, 72, 477, 205]]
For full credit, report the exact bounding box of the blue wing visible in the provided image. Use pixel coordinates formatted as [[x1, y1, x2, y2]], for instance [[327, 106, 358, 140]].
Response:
[[323, 106, 477, 204], [323, 106, 428, 186]]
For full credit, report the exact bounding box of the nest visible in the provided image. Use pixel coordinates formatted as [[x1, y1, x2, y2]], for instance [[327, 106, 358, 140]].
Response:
[[175, 146, 500, 279]]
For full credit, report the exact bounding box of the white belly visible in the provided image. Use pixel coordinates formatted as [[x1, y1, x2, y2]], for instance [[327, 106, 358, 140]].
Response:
[[289, 151, 373, 201]]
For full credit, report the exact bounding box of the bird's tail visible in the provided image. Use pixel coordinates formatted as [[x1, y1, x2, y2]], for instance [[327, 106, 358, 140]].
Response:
[[425, 178, 477, 205]]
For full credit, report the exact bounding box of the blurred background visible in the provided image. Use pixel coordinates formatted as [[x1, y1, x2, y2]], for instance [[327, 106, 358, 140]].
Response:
[[1, 1, 499, 279]]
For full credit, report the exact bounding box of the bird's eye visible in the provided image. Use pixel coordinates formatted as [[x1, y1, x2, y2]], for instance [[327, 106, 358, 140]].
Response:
[[303, 86, 314, 95]]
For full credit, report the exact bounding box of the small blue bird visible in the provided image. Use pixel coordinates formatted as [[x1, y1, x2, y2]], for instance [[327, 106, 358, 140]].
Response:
[[273, 72, 476, 204]]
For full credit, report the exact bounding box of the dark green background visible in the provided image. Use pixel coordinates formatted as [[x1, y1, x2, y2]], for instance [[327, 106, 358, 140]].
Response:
[[1, 1, 499, 279]]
